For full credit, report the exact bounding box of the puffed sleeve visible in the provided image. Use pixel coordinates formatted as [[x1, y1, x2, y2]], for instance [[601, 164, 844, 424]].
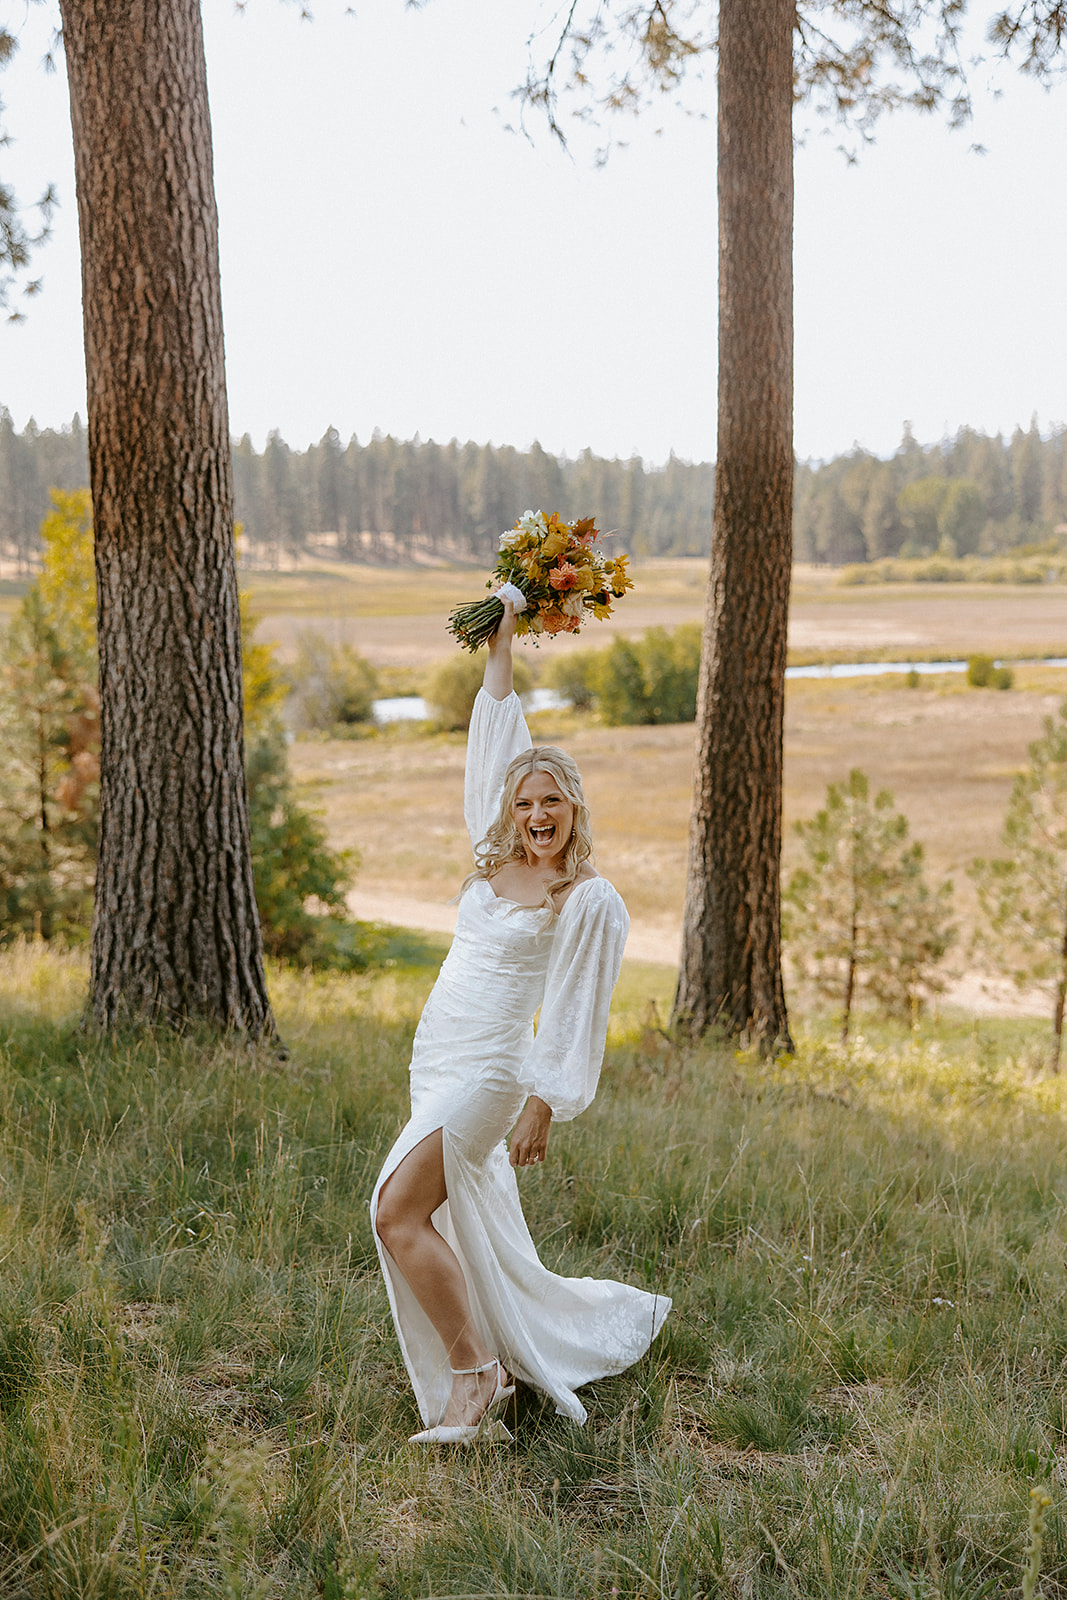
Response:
[[463, 687, 532, 854], [516, 878, 630, 1121]]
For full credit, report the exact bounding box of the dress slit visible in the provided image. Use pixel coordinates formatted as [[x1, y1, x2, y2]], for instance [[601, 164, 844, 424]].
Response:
[[371, 1119, 461, 1429]]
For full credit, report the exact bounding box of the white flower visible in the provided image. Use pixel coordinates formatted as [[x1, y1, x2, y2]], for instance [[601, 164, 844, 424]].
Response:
[[500, 511, 545, 550]]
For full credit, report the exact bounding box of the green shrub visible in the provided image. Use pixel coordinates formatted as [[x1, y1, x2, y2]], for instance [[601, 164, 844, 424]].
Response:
[[594, 636, 647, 724], [242, 605, 362, 968], [967, 654, 1012, 689], [286, 632, 378, 732], [594, 624, 701, 725], [544, 648, 600, 711], [424, 651, 533, 732], [246, 728, 358, 967]]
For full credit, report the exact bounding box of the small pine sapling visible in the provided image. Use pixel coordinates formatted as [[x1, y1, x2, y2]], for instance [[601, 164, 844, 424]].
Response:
[[971, 700, 1067, 1071], [784, 769, 955, 1042], [0, 491, 100, 942], [0, 589, 98, 941]]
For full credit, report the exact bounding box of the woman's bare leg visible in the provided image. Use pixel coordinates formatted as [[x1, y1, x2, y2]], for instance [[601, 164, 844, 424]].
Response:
[[375, 1129, 507, 1426]]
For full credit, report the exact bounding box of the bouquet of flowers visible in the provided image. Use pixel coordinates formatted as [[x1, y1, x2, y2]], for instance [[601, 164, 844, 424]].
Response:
[[447, 510, 633, 653]]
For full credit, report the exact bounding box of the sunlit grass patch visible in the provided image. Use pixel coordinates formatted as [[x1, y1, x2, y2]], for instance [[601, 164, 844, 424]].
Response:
[[2, 944, 1067, 1595]]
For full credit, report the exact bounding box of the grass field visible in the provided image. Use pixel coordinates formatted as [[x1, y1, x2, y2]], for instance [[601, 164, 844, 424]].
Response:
[[2, 944, 1066, 1599], [238, 559, 1067, 669]]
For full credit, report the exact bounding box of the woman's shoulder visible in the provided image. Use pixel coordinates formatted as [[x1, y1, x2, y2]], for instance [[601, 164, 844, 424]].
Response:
[[556, 867, 626, 917]]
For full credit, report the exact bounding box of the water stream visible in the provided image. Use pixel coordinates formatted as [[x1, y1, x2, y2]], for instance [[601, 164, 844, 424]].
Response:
[[371, 659, 1067, 724]]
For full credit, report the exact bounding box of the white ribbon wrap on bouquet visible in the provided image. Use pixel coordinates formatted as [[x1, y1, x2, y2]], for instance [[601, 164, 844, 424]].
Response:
[[493, 581, 529, 615]]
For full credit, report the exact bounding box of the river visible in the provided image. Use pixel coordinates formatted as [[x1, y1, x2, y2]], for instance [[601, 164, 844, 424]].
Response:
[[371, 658, 1067, 724]]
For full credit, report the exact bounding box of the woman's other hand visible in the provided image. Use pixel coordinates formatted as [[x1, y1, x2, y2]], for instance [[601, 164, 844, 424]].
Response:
[[509, 1095, 552, 1167]]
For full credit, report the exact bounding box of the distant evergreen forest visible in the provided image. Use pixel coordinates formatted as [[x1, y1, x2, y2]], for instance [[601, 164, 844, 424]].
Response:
[[2, 409, 1065, 570], [795, 421, 1067, 564], [0, 414, 712, 568]]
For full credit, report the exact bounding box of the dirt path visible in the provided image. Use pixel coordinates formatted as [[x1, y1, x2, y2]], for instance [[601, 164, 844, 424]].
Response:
[[347, 887, 680, 967], [348, 888, 1045, 1018]]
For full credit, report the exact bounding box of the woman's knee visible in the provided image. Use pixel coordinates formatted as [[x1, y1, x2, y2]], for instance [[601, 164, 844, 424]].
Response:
[[375, 1177, 425, 1255], [374, 1183, 403, 1249], [375, 1133, 447, 1251]]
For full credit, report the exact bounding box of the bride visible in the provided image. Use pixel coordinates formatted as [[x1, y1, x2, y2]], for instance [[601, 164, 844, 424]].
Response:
[[371, 600, 670, 1442]]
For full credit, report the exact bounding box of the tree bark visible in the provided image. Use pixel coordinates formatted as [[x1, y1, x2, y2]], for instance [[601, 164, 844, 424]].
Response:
[[842, 907, 857, 1046], [672, 0, 794, 1050], [59, 0, 274, 1035]]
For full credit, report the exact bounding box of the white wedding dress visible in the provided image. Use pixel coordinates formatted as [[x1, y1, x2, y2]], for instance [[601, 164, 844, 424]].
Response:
[[370, 687, 671, 1427]]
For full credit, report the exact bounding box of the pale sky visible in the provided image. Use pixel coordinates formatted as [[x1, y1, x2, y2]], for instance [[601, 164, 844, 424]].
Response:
[[1, 0, 1066, 465]]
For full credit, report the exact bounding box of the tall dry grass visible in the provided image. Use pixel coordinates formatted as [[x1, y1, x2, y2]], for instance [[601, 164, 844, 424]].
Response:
[[0, 945, 1065, 1596]]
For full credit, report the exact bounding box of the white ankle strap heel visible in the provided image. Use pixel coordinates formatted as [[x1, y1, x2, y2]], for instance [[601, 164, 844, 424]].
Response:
[[409, 1358, 516, 1445]]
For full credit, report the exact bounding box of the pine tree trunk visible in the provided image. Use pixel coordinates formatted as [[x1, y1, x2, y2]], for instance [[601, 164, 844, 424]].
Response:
[[672, 0, 794, 1049], [59, 0, 274, 1035], [842, 910, 858, 1046]]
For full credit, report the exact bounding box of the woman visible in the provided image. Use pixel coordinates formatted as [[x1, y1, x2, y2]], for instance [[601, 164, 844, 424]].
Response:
[[371, 602, 670, 1442]]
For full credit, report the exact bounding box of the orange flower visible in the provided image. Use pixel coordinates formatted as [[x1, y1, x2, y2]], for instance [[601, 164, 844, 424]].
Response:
[[549, 561, 579, 591]]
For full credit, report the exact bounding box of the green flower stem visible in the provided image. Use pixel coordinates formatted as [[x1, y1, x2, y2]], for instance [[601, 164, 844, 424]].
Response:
[[447, 596, 507, 653]]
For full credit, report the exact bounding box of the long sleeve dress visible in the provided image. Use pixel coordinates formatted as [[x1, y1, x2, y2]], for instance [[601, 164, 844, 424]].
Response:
[[370, 688, 671, 1427]]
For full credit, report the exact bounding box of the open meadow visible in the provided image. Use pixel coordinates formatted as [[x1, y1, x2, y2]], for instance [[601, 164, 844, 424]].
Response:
[[2, 946, 1067, 1598], [249, 556, 1067, 1003], [238, 559, 1067, 671], [290, 663, 1067, 1006]]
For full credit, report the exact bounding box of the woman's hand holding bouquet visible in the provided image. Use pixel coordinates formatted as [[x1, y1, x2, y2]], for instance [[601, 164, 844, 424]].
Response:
[[447, 510, 633, 653]]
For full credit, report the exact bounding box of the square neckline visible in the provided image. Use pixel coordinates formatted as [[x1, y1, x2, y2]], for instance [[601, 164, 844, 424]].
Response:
[[483, 875, 600, 913]]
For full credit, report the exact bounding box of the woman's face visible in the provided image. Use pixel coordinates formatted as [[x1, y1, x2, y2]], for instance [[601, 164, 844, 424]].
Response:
[[512, 770, 575, 866]]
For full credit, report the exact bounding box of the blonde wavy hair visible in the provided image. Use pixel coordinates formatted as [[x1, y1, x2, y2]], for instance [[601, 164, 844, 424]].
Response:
[[464, 745, 594, 910]]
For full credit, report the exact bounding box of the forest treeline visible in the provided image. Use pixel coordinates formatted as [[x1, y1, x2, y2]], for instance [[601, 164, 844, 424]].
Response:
[[796, 420, 1067, 563], [2, 409, 1066, 569], [0, 412, 712, 567]]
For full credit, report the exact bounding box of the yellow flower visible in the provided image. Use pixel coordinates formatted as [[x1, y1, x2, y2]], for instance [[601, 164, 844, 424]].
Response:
[[541, 527, 567, 562], [610, 552, 634, 595]]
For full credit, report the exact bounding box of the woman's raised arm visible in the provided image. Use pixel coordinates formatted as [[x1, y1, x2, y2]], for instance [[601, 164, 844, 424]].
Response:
[[463, 602, 532, 851], [482, 600, 518, 701]]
